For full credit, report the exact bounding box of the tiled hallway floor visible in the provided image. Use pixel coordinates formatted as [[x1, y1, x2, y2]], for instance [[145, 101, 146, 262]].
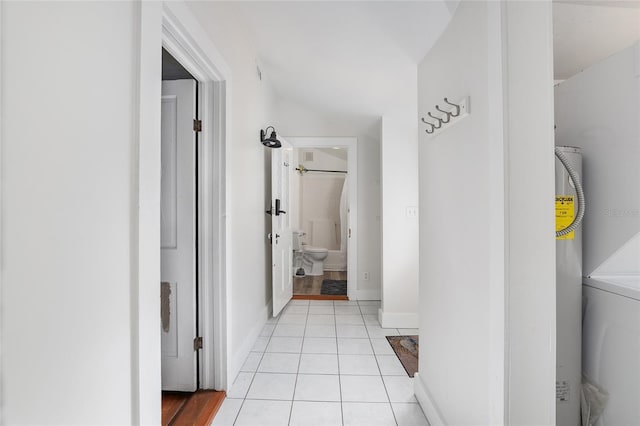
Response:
[[212, 299, 428, 426]]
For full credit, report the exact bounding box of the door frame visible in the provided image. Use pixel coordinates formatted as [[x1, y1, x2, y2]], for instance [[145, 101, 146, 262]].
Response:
[[161, 3, 228, 393], [137, 2, 231, 423], [287, 137, 358, 301]]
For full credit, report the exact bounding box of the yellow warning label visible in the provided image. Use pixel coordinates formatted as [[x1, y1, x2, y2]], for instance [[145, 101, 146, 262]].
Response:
[[556, 196, 575, 240]]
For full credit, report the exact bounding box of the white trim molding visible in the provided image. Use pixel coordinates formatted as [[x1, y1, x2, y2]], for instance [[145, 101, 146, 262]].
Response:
[[0, 3, 4, 424], [136, 1, 232, 422], [135, 3, 163, 424], [160, 1, 232, 392], [486, 2, 508, 424], [228, 301, 271, 384], [377, 309, 419, 329], [355, 289, 380, 301], [414, 372, 446, 426]]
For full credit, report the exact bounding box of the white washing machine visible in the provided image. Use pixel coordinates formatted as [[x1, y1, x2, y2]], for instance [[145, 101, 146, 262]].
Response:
[[582, 275, 640, 425]]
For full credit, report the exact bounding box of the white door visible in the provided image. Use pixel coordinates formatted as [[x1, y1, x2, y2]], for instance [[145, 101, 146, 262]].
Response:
[[160, 80, 198, 392], [272, 139, 293, 316]]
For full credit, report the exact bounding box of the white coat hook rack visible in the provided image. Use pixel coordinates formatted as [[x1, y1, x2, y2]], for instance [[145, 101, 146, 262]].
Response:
[[420, 96, 470, 138]]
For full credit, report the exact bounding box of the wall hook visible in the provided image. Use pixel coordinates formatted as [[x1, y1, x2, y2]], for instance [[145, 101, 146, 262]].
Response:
[[443, 98, 460, 117], [421, 96, 470, 138], [428, 112, 443, 128], [434, 105, 451, 123], [421, 117, 435, 133]]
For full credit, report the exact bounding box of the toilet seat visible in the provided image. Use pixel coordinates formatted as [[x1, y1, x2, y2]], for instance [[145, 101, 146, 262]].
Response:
[[303, 246, 328, 253]]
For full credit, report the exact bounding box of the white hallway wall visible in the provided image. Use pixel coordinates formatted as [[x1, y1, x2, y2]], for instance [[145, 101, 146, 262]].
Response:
[[417, 3, 492, 421], [2, 1, 278, 423], [416, 1, 556, 424], [1, 2, 138, 424], [555, 41, 640, 275], [380, 110, 420, 328], [273, 100, 382, 299], [186, 1, 279, 382]]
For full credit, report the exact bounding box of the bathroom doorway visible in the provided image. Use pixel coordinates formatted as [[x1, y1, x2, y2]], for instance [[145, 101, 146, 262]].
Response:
[[288, 137, 358, 300]]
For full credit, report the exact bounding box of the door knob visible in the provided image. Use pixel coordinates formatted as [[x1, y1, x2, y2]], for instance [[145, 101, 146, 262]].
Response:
[[275, 199, 286, 216]]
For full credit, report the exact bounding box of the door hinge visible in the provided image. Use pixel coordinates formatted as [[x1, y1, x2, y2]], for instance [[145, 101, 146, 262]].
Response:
[[194, 336, 203, 351], [193, 119, 202, 132]]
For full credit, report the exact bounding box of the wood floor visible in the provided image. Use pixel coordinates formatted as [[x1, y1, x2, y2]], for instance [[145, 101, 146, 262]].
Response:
[[293, 270, 347, 296], [162, 390, 225, 426]]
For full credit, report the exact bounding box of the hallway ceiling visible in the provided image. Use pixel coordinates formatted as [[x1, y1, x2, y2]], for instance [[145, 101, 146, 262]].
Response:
[[193, 1, 639, 116], [553, 1, 640, 79], [229, 1, 457, 116]]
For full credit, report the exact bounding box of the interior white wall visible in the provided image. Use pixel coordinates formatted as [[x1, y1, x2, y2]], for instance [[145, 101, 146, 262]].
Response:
[[416, 1, 555, 424], [416, 3, 493, 422], [1, 2, 137, 423], [186, 1, 279, 382], [273, 99, 382, 299], [380, 112, 420, 327], [555, 41, 640, 276]]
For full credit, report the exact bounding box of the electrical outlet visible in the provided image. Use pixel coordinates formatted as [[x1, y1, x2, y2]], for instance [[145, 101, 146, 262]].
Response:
[[406, 206, 418, 218], [363, 272, 370, 281]]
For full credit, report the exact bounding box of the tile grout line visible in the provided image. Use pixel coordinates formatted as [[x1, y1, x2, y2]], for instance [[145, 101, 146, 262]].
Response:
[[333, 300, 345, 426], [230, 299, 403, 426], [286, 302, 309, 425], [232, 307, 283, 425], [360, 300, 399, 426]]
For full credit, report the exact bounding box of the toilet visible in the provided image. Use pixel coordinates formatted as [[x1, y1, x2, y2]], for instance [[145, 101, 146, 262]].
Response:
[[292, 231, 328, 276]]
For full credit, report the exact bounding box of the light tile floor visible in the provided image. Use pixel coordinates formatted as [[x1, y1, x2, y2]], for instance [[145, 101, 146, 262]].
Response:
[[212, 299, 427, 426]]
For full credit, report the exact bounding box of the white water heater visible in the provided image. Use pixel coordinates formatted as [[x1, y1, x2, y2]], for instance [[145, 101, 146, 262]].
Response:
[[555, 146, 583, 426]]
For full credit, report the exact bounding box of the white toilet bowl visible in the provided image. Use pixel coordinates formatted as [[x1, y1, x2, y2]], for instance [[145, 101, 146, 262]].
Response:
[[302, 245, 328, 276]]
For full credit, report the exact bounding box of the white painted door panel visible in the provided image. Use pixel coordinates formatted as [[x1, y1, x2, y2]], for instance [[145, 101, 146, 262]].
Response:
[[161, 80, 197, 392], [272, 139, 293, 316]]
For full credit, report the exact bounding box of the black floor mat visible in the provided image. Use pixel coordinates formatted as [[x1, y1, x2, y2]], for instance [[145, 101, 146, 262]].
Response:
[[320, 279, 347, 295]]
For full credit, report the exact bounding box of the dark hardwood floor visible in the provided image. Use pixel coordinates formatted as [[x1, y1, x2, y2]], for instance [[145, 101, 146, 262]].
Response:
[[293, 270, 347, 296], [162, 390, 225, 426]]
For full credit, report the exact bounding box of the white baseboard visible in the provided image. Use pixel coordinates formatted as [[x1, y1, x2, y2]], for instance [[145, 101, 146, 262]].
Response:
[[227, 301, 271, 387], [354, 289, 381, 300], [414, 372, 445, 426], [378, 309, 419, 328]]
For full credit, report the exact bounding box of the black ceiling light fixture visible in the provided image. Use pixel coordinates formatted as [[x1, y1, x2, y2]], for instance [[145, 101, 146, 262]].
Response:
[[260, 126, 282, 148]]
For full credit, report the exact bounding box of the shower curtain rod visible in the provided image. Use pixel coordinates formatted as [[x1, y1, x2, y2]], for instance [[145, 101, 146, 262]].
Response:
[[296, 166, 348, 174]]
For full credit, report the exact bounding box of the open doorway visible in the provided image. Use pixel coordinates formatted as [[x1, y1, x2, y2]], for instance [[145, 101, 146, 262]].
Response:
[[160, 48, 224, 425], [292, 147, 349, 297], [287, 137, 358, 301]]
